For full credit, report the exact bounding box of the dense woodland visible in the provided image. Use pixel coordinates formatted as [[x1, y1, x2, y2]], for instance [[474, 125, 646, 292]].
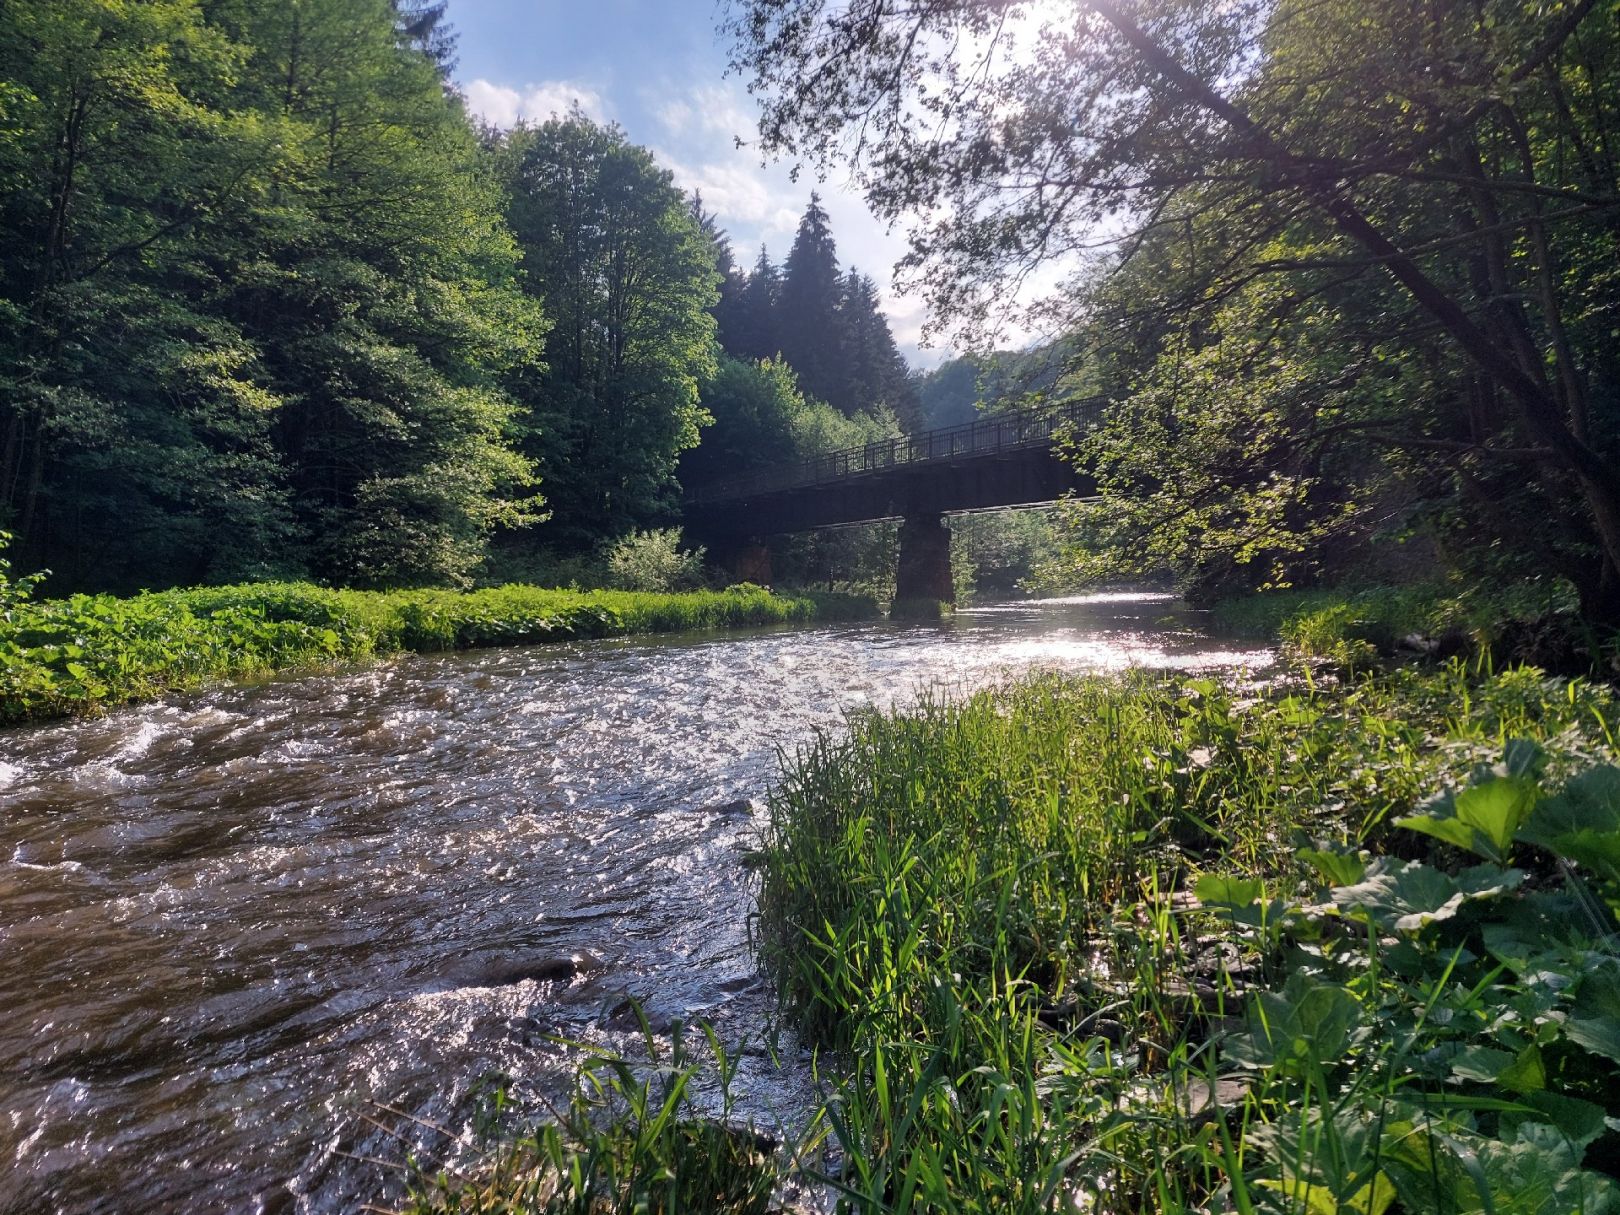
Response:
[[0, 0, 925, 595], [731, 0, 1620, 621], [9, 0, 1619, 621]]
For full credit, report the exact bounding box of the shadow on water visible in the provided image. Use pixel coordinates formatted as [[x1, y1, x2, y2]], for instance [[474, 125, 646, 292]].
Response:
[[0, 593, 1271, 1213]]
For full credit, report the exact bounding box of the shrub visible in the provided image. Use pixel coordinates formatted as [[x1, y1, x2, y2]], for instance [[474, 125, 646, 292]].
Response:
[[604, 528, 708, 593]]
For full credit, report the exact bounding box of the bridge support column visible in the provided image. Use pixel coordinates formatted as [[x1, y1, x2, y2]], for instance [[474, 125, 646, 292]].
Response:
[[715, 538, 772, 587], [892, 513, 954, 619]]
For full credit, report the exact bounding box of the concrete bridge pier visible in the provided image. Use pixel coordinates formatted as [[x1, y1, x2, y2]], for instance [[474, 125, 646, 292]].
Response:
[[892, 513, 954, 618], [714, 538, 773, 587]]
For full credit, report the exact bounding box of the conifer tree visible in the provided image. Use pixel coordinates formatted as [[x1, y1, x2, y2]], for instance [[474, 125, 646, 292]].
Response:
[[691, 193, 750, 359], [838, 269, 916, 424], [776, 193, 846, 410], [731, 246, 782, 362]]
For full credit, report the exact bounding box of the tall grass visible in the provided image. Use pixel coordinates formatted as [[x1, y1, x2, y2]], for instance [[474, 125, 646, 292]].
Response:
[[754, 663, 1620, 1211], [1210, 579, 1583, 669], [395, 661, 1620, 1212], [399, 1017, 780, 1215], [0, 581, 872, 726]]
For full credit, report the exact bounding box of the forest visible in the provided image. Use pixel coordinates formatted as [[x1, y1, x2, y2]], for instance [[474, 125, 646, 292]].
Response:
[[0, 0, 936, 597], [7, 0, 1620, 620]]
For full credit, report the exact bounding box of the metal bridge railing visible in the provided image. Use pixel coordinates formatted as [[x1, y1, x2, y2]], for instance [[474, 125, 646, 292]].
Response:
[[685, 396, 1107, 506]]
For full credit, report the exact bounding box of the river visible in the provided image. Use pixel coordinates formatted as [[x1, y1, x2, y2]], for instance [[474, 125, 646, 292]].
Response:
[[0, 593, 1270, 1214]]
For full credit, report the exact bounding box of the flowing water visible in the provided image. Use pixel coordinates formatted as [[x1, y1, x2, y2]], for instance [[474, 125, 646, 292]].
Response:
[[0, 594, 1270, 1214]]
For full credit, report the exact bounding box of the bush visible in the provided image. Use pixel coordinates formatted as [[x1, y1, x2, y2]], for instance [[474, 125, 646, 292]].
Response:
[[603, 528, 708, 593]]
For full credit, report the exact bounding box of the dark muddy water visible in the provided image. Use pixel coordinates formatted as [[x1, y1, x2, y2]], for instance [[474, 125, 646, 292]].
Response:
[[0, 594, 1270, 1214]]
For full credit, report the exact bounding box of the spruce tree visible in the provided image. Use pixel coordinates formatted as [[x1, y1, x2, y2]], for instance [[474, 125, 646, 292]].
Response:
[[691, 194, 750, 358], [838, 269, 914, 421], [776, 193, 846, 410], [732, 246, 781, 362]]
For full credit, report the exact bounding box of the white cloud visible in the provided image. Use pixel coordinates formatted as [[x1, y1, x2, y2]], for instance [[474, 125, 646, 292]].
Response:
[[656, 97, 695, 134], [651, 82, 754, 143], [463, 78, 607, 128], [655, 151, 800, 235]]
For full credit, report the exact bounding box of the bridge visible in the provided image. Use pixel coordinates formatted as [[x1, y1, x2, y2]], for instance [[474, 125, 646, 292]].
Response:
[[683, 396, 1105, 608]]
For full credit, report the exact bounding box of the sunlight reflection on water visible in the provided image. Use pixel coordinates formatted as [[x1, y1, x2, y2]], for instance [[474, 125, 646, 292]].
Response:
[[0, 592, 1270, 1213]]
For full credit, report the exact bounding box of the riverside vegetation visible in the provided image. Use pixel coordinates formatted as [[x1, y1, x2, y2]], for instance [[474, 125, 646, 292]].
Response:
[[0, 542, 873, 726], [403, 603, 1620, 1214]]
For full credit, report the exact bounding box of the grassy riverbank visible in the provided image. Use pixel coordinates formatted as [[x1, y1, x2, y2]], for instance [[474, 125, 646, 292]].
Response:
[[0, 581, 875, 726], [758, 664, 1620, 1211], [1211, 579, 1593, 671], [405, 657, 1620, 1213]]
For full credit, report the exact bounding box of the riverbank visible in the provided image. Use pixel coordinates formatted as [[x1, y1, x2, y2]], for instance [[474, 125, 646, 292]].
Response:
[[406, 656, 1620, 1212], [0, 581, 877, 726], [757, 662, 1620, 1210], [1211, 578, 1598, 672]]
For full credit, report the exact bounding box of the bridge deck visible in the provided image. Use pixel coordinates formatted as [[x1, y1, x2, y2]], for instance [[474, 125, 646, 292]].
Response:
[[685, 397, 1105, 506], [683, 396, 1104, 539]]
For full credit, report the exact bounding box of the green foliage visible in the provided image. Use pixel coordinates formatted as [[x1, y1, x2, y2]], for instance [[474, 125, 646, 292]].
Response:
[[911, 342, 1082, 431], [0, 0, 546, 590], [775, 193, 847, 414], [402, 1018, 777, 1215], [0, 576, 837, 726], [1212, 580, 1585, 669], [498, 114, 716, 551], [701, 198, 917, 425], [603, 529, 707, 593], [729, 0, 1620, 619], [683, 355, 905, 494], [1196, 745, 1620, 1215], [771, 520, 901, 603], [949, 507, 1067, 599], [748, 664, 1620, 1211]]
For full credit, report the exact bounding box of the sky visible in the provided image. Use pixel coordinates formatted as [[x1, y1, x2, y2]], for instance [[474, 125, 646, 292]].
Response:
[[443, 0, 948, 367]]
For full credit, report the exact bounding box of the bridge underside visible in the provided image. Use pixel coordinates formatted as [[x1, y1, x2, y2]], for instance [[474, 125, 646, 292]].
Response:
[[685, 447, 1095, 609], [685, 447, 1090, 540]]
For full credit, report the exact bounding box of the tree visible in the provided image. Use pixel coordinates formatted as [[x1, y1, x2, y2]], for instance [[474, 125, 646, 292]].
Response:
[[839, 269, 918, 426], [776, 193, 848, 411], [692, 192, 752, 358], [501, 114, 717, 549], [0, 0, 545, 591], [392, 0, 457, 74], [730, 245, 782, 362], [215, 0, 545, 587], [0, 0, 293, 588], [727, 0, 1620, 617], [680, 357, 804, 488]]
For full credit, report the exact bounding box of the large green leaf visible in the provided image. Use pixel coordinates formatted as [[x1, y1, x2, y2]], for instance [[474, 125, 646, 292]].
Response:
[[1481, 891, 1603, 973], [1383, 1118, 1619, 1214], [1194, 872, 1263, 909], [1497, 1043, 1546, 1094], [1517, 765, 1620, 881], [1248, 1110, 1397, 1215], [1475, 1121, 1620, 1214], [1228, 973, 1361, 1074], [1396, 776, 1538, 862], [1567, 965, 1620, 1065], [1506, 1092, 1609, 1149], [1298, 842, 1367, 887], [1331, 859, 1522, 934]]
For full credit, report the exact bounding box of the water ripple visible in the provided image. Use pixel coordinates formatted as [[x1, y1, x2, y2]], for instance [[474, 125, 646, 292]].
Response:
[[0, 595, 1270, 1213]]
